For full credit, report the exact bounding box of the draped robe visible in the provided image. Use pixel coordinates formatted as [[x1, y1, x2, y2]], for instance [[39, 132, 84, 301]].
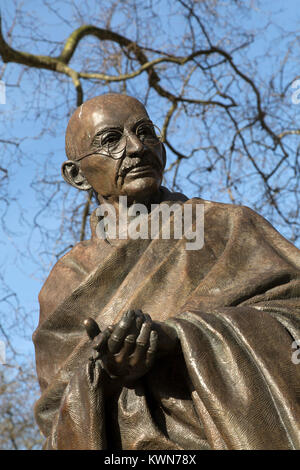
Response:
[[33, 188, 300, 450]]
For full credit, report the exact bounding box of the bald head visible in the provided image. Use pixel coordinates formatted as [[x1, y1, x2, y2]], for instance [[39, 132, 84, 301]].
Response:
[[65, 93, 150, 161], [62, 93, 166, 200]]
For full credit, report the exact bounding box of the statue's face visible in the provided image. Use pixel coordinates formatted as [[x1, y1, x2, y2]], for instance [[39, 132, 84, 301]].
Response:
[[77, 96, 165, 201]]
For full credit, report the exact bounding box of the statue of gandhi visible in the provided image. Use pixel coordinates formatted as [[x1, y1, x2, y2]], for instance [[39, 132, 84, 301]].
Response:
[[34, 92, 300, 450], [62, 93, 178, 386]]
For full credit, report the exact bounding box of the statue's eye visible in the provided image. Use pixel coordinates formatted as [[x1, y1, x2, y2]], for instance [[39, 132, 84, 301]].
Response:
[[101, 131, 122, 146], [137, 124, 156, 140]]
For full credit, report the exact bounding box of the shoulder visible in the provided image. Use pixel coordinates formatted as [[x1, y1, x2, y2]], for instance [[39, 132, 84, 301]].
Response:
[[38, 239, 95, 323], [161, 190, 261, 229], [159, 186, 189, 203], [186, 197, 259, 221]]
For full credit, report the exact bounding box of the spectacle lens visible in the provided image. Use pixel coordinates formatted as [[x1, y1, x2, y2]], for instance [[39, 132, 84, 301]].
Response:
[[77, 122, 162, 161]]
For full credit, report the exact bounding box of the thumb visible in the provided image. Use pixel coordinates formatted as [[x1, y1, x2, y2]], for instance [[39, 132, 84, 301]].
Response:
[[84, 318, 101, 340]]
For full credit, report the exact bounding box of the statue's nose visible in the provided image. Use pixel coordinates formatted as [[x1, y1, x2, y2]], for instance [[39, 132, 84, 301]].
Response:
[[125, 133, 144, 156]]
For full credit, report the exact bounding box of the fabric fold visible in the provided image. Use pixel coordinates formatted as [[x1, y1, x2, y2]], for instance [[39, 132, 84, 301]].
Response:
[[33, 190, 300, 449]]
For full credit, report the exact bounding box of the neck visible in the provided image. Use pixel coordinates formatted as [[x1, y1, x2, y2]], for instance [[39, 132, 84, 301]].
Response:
[[97, 189, 162, 239], [98, 188, 162, 213]]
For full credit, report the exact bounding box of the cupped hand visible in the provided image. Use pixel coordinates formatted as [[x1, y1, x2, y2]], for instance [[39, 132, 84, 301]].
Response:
[[84, 310, 158, 382]]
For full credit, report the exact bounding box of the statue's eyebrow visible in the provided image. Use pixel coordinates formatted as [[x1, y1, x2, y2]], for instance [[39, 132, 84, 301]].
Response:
[[133, 118, 152, 128], [93, 126, 122, 137], [91, 126, 122, 146], [92, 118, 153, 142]]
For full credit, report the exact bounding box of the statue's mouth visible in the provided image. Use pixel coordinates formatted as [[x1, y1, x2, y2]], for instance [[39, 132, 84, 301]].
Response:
[[125, 164, 156, 176], [119, 154, 161, 178]]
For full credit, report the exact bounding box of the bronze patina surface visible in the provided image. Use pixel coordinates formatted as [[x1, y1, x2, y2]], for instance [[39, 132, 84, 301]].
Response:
[[33, 94, 300, 450]]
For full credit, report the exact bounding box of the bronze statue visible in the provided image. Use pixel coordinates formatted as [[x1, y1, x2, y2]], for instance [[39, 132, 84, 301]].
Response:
[[33, 93, 300, 450]]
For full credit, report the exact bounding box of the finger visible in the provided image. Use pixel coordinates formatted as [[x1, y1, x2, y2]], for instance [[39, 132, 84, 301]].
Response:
[[115, 334, 136, 363], [142, 313, 152, 323], [92, 328, 110, 353], [130, 322, 152, 366], [140, 310, 152, 321], [84, 318, 101, 340], [107, 310, 135, 354], [145, 330, 158, 369], [135, 311, 144, 331], [135, 310, 152, 331], [136, 321, 152, 346]]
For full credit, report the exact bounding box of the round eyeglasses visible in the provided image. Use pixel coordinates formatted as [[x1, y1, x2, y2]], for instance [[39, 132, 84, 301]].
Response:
[[76, 122, 163, 161]]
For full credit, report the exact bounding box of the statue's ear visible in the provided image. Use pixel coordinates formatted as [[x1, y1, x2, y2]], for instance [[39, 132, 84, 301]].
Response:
[[61, 160, 92, 191]]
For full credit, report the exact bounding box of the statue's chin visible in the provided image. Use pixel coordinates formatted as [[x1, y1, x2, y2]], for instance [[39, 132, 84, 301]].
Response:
[[120, 174, 162, 201]]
